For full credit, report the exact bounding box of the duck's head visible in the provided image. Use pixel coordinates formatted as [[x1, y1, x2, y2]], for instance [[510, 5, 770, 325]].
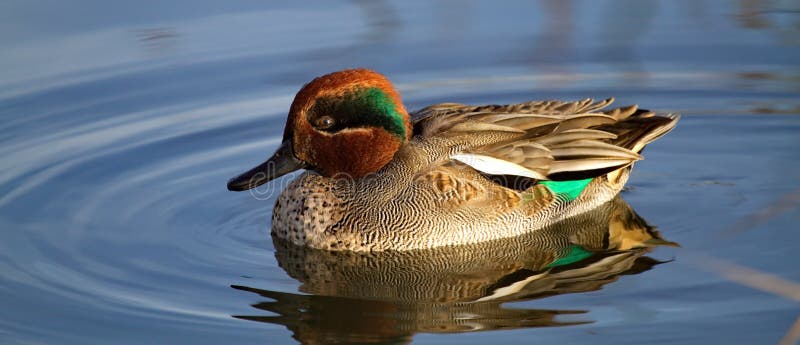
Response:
[[227, 69, 411, 191]]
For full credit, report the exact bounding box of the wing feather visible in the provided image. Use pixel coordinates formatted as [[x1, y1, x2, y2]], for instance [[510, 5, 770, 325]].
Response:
[[410, 98, 678, 183]]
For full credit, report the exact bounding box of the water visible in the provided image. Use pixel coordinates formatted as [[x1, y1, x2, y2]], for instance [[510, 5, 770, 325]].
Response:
[[1, 1, 799, 344]]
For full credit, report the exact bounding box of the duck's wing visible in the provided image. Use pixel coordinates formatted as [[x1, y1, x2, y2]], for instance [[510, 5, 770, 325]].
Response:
[[410, 98, 679, 181]]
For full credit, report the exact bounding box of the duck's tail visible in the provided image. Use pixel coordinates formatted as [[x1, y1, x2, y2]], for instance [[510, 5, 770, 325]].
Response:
[[591, 107, 679, 190], [596, 107, 680, 154]]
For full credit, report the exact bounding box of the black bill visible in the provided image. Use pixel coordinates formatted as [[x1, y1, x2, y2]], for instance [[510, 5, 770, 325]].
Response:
[[227, 141, 307, 191]]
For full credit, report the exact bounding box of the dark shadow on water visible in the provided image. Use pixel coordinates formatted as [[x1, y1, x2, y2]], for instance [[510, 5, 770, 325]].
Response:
[[231, 196, 677, 344]]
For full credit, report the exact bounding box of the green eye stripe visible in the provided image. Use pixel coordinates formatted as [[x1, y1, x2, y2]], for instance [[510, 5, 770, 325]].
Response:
[[310, 87, 406, 140]]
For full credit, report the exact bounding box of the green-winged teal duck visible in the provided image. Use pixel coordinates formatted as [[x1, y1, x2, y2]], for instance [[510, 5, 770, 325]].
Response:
[[227, 69, 678, 251]]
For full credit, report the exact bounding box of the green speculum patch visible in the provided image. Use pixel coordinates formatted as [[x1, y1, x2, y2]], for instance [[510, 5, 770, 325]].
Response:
[[310, 87, 406, 140], [539, 178, 593, 202]]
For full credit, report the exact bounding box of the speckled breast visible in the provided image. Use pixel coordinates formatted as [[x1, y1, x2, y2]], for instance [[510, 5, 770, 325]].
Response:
[[271, 173, 346, 249]]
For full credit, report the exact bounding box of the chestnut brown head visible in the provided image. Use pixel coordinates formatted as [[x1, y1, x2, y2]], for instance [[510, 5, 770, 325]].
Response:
[[228, 69, 411, 191]]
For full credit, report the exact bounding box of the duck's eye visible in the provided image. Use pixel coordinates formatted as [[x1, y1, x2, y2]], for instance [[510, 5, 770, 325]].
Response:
[[315, 115, 335, 130]]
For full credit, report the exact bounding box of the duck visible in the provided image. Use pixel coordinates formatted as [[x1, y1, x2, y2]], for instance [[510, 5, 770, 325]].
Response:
[[227, 68, 679, 252]]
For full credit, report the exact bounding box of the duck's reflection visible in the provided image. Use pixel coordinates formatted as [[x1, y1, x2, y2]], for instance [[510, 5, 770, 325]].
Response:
[[233, 196, 677, 343]]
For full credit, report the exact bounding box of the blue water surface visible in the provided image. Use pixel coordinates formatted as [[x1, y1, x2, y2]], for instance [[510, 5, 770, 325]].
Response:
[[1, 1, 799, 344]]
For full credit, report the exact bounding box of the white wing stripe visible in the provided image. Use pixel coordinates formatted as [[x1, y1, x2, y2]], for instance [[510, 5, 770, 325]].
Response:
[[451, 154, 548, 180]]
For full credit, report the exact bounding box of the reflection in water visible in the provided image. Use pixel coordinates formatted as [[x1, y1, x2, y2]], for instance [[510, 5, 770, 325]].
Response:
[[351, 0, 400, 44], [519, 0, 659, 88], [528, 0, 576, 88], [738, 0, 800, 45], [592, 0, 658, 85], [134, 27, 179, 56], [232, 196, 677, 343], [732, 0, 800, 108]]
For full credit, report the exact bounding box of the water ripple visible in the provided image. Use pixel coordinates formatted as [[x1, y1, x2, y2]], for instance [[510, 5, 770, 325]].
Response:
[[0, 6, 798, 340]]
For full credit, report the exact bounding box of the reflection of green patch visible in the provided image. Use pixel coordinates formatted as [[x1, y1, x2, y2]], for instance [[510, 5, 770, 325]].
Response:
[[540, 178, 593, 201], [547, 245, 593, 268]]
